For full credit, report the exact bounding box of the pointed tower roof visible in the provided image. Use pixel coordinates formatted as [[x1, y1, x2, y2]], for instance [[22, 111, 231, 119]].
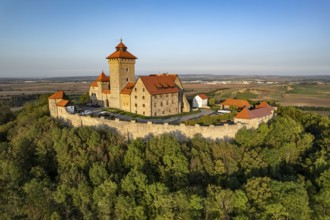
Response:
[[106, 40, 137, 59], [95, 71, 110, 82], [90, 71, 110, 88]]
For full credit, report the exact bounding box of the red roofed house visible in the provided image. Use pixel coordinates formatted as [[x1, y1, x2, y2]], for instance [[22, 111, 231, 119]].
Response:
[[219, 98, 251, 109], [48, 91, 74, 117], [192, 94, 208, 108], [88, 40, 190, 116], [234, 101, 275, 127]]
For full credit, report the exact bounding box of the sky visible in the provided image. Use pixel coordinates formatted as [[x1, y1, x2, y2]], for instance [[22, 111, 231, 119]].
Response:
[[0, 0, 329, 78]]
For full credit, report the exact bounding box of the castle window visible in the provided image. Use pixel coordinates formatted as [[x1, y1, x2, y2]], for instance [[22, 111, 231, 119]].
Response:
[[126, 78, 128, 82], [126, 67, 129, 72], [162, 111, 164, 114], [135, 110, 137, 114], [161, 102, 163, 107], [143, 112, 145, 115], [166, 100, 168, 105], [142, 104, 145, 107], [142, 96, 145, 100], [135, 95, 137, 99], [143, 88, 145, 92], [135, 103, 137, 107], [135, 88, 137, 91], [154, 112, 157, 116]]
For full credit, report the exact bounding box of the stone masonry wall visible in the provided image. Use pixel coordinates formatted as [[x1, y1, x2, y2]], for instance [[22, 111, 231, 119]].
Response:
[[55, 109, 255, 141]]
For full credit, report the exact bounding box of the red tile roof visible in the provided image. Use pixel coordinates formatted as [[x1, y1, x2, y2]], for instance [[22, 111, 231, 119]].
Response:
[[234, 107, 272, 119], [96, 71, 110, 82], [256, 101, 273, 110], [91, 81, 98, 87], [198, 94, 208, 99], [220, 98, 250, 108], [106, 41, 137, 59], [140, 74, 180, 95], [48, 91, 65, 99], [102, 90, 111, 94], [56, 99, 69, 107], [120, 82, 135, 95], [91, 72, 110, 88]]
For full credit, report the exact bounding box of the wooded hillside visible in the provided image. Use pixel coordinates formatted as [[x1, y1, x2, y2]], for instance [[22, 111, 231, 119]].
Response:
[[0, 95, 329, 219]]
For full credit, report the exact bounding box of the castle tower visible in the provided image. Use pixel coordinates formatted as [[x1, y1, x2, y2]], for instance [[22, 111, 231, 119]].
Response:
[[106, 40, 137, 109]]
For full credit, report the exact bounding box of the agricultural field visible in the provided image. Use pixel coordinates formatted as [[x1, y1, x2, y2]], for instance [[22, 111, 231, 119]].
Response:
[[0, 77, 329, 112], [184, 83, 330, 108]]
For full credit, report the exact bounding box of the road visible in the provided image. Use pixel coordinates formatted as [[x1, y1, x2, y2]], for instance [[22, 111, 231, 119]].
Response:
[[79, 106, 215, 124]]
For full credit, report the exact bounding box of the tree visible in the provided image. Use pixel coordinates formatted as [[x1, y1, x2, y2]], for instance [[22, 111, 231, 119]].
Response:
[[77, 92, 90, 104], [208, 97, 215, 107], [0, 102, 14, 125], [93, 179, 117, 218], [205, 185, 248, 219]]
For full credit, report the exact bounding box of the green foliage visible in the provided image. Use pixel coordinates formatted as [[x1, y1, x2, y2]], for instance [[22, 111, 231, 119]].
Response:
[[0, 97, 329, 219], [208, 97, 215, 107], [77, 92, 90, 104], [0, 102, 14, 125], [185, 110, 237, 125]]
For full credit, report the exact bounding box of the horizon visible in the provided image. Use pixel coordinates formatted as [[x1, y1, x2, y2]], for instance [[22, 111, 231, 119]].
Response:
[[1, 73, 329, 80], [0, 0, 329, 77]]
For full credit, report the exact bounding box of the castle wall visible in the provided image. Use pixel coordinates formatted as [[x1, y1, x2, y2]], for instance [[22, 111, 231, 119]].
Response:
[[89, 87, 102, 106], [121, 94, 131, 112], [130, 79, 151, 116], [151, 92, 179, 116], [109, 58, 135, 109], [54, 108, 260, 141], [182, 94, 190, 112], [48, 99, 58, 117], [234, 113, 274, 128]]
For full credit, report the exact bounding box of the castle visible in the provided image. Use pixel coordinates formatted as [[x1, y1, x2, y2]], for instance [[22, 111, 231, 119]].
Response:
[[47, 41, 275, 141], [89, 41, 190, 116]]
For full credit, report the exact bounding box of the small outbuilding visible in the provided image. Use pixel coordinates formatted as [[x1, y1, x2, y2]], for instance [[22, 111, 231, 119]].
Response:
[[192, 94, 208, 108], [234, 101, 275, 128], [219, 98, 250, 109]]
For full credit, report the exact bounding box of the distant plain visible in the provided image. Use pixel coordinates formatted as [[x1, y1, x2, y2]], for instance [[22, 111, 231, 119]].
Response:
[[0, 75, 329, 115]]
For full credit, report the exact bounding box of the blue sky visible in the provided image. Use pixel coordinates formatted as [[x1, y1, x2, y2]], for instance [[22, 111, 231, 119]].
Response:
[[0, 0, 329, 77]]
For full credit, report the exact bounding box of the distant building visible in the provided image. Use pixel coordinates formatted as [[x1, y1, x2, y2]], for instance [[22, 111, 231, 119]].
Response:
[[192, 94, 208, 108], [89, 41, 190, 116], [219, 98, 250, 109], [234, 101, 274, 127]]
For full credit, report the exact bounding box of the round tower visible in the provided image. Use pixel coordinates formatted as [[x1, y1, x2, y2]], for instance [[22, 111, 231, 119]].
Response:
[[106, 40, 137, 109]]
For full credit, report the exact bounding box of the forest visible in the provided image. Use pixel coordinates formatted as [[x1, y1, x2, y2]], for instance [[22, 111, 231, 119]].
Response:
[[0, 95, 329, 219]]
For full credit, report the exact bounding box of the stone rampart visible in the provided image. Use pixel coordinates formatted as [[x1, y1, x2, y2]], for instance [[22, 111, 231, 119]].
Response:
[[56, 111, 253, 140]]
